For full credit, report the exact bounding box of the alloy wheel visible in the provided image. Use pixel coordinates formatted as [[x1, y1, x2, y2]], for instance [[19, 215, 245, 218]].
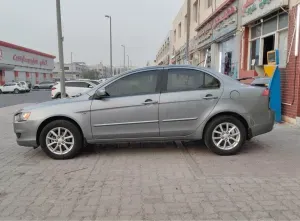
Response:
[[212, 122, 241, 150], [46, 127, 75, 155]]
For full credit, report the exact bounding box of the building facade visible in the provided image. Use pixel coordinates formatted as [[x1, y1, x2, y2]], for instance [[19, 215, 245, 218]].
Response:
[[155, 31, 173, 65], [239, 0, 300, 123], [53, 62, 89, 80], [156, 0, 300, 124], [0, 40, 55, 85]]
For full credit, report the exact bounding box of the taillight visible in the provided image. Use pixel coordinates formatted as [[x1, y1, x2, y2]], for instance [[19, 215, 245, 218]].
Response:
[[262, 88, 269, 96], [51, 87, 56, 91]]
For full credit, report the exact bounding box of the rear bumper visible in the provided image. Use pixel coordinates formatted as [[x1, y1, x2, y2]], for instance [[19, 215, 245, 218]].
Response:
[[249, 110, 275, 138]]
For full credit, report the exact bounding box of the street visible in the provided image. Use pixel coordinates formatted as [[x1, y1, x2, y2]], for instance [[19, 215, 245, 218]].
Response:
[[0, 95, 300, 220], [0, 91, 51, 108]]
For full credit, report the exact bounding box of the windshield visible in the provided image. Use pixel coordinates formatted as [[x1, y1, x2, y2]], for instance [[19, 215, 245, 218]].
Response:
[[79, 74, 127, 97], [89, 80, 100, 85]]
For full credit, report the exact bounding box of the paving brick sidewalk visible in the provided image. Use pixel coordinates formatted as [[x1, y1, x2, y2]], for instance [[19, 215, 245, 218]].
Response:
[[0, 104, 300, 220]]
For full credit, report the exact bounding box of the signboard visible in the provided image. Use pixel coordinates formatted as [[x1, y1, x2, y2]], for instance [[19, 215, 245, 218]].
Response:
[[241, 0, 288, 25], [213, 2, 238, 41], [0, 46, 54, 70], [195, 21, 213, 49]]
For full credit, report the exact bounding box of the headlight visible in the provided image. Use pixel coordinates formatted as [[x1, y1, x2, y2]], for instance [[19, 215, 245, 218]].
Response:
[[15, 112, 31, 122]]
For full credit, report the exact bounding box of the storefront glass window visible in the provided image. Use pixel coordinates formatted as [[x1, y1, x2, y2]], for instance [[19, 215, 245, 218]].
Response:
[[250, 39, 260, 69], [278, 30, 288, 67], [219, 38, 237, 78], [251, 24, 261, 39], [279, 13, 288, 30], [262, 17, 277, 35]]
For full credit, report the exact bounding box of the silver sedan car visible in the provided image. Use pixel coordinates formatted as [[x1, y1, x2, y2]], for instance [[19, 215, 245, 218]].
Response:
[[13, 65, 274, 159]]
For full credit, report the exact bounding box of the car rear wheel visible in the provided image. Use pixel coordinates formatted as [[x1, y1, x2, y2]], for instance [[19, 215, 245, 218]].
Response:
[[39, 120, 83, 159], [0, 90, 2, 94], [204, 115, 246, 155], [14, 89, 20, 94]]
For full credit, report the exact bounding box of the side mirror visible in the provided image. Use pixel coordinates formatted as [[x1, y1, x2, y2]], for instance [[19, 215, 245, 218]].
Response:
[[95, 88, 107, 99]]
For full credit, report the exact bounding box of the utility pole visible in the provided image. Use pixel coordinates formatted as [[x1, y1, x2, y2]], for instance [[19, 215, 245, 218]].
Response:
[[186, 0, 191, 64], [105, 15, 113, 77], [121, 45, 126, 71], [56, 0, 66, 98]]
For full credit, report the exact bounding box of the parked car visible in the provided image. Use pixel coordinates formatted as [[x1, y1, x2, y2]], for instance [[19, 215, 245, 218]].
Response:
[[18, 81, 30, 92], [33, 81, 55, 89], [0, 82, 26, 94], [13, 65, 275, 159], [51, 80, 96, 98], [26, 81, 32, 90]]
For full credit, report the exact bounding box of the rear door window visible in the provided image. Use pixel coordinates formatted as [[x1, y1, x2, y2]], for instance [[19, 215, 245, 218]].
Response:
[[165, 68, 220, 92]]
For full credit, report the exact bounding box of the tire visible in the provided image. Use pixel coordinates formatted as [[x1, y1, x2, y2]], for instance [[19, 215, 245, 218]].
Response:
[[55, 93, 61, 99], [204, 115, 246, 156], [0, 90, 2, 94], [39, 120, 83, 159], [14, 89, 20, 94]]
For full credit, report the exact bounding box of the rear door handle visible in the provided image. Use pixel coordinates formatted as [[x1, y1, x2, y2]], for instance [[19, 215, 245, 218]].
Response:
[[142, 99, 158, 105], [203, 94, 218, 100]]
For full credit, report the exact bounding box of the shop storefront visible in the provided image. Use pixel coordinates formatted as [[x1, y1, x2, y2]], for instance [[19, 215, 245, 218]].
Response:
[[176, 45, 186, 64], [213, 0, 239, 78], [240, 0, 289, 78], [0, 40, 55, 85], [194, 21, 213, 68], [194, 0, 239, 77]]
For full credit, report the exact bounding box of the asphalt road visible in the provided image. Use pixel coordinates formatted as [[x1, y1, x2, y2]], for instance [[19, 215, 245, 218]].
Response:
[[0, 90, 51, 108]]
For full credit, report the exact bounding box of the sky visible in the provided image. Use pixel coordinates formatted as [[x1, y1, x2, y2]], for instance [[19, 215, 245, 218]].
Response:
[[0, 0, 183, 67]]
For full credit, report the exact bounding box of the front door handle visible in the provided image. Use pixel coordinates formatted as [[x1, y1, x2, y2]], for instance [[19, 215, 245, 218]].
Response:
[[203, 94, 218, 100], [143, 99, 158, 105]]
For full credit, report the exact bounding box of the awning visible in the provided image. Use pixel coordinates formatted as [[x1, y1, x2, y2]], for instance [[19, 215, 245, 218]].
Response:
[[0, 64, 15, 71]]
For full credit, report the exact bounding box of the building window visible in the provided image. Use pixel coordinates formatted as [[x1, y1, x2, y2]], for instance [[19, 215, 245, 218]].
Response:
[[174, 30, 177, 42], [248, 12, 288, 69], [178, 23, 182, 38], [207, 0, 212, 8], [193, 0, 198, 22], [64, 67, 69, 70]]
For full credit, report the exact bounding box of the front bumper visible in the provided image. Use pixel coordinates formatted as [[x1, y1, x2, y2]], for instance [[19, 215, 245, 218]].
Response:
[[14, 119, 39, 147]]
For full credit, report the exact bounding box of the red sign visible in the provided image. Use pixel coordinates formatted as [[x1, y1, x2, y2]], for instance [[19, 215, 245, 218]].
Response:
[[13, 55, 48, 66], [35, 72, 39, 78], [243, 0, 255, 9], [26, 72, 30, 78], [214, 5, 237, 27]]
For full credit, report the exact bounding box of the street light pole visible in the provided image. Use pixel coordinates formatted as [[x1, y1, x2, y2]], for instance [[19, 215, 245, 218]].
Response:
[[127, 55, 130, 69], [56, 0, 66, 98], [121, 45, 126, 71], [105, 15, 113, 77], [71, 52, 73, 76]]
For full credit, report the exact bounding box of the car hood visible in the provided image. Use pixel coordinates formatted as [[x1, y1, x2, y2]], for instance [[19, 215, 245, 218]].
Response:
[[21, 94, 90, 111]]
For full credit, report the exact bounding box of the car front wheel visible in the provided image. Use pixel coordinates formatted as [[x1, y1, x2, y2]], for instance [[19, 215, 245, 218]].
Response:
[[39, 120, 83, 159], [204, 115, 246, 155], [14, 89, 20, 94]]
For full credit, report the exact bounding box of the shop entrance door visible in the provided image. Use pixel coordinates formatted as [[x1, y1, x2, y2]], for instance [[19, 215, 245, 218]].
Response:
[[262, 35, 275, 65]]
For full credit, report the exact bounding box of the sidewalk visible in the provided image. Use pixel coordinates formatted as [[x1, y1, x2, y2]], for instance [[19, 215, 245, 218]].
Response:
[[0, 104, 300, 220]]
